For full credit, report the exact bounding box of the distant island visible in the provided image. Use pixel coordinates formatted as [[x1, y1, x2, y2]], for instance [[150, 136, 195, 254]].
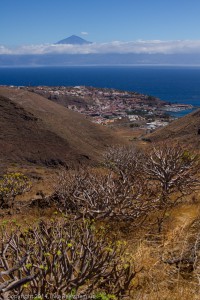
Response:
[[56, 35, 92, 45], [2, 53, 200, 67]]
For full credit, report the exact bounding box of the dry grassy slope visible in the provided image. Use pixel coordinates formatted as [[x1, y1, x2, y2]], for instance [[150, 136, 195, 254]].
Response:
[[0, 87, 124, 168], [147, 109, 200, 147]]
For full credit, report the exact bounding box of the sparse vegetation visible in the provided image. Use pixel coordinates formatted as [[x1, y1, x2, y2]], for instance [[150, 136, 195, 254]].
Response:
[[143, 143, 200, 232], [0, 217, 136, 299], [1, 142, 199, 298], [0, 172, 31, 209], [54, 167, 156, 224], [143, 144, 199, 202], [1, 89, 200, 300]]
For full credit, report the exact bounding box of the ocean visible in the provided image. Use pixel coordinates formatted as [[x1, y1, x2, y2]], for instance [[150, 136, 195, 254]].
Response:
[[1, 66, 200, 115]]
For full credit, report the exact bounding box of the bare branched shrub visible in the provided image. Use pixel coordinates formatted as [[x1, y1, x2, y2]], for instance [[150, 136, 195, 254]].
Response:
[[142, 143, 200, 232], [0, 218, 136, 299], [103, 143, 200, 233], [0, 173, 31, 209], [143, 143, 200, 207], [54, 169, 156, 223], [103, 145, 143, 180], [104, 143, 200, 205]]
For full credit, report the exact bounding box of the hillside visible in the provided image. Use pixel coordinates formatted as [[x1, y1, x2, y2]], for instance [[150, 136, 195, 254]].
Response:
[[147, 108, 200, 147], [0, 87, 123, 169], [1, 88, 200, 300]]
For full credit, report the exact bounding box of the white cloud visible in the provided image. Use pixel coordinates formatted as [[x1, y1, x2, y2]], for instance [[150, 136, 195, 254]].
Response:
[[1, 40, 200, 55], [0, 45, 12, 54], [81, 32, 88, 35]]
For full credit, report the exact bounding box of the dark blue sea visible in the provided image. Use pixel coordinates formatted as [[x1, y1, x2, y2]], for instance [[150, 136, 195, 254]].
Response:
[[1, 66, 200, 116]]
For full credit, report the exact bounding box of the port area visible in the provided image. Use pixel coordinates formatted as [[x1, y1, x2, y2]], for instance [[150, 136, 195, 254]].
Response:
[[8, 85, 196, 134]]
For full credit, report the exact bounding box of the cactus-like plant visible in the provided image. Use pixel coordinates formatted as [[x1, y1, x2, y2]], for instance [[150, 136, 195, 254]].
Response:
[[0, 217, 136, 299]]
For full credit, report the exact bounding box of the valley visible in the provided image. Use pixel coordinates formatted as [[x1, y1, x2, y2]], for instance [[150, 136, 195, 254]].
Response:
[[0, 85, 200, 299]]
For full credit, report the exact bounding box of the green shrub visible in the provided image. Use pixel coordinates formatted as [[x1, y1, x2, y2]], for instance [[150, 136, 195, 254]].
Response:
[[0, 172, 31, 209]]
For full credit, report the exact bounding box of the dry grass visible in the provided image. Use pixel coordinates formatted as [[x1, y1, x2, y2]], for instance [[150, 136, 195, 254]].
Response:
[[147, 107, 200, 148], [1, 164, 200, 299], [1, 191, 200, 299], [125, 200, 200, 299]]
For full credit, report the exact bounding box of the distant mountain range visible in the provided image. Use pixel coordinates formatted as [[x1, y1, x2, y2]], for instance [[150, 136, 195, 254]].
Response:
[[56, 35, 92, 45], [2, 53, 200, 66]]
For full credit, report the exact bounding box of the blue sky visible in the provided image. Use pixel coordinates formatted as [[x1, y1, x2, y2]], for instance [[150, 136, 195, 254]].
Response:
[[1, 0, 200, 55], [1, 0, 200, 45]]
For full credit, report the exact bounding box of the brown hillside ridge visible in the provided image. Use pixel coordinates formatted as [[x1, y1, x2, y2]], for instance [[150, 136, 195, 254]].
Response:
[[0, 87, 124, 169], [147, 108, 200, 147]]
